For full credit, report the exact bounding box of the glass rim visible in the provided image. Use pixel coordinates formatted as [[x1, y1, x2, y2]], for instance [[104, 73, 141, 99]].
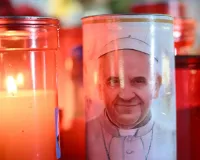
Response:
[[82, 13, 173, 20], [0, 16, 59, 26], [82, 14, 173, 25]]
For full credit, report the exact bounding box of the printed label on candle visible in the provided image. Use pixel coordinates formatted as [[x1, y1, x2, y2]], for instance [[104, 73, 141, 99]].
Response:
[[55, 107, 61, 159], [83, 15, 176, 160]]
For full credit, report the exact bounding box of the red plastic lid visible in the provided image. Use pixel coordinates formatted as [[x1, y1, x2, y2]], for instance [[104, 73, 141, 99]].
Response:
[[131, 1, 186, 18]]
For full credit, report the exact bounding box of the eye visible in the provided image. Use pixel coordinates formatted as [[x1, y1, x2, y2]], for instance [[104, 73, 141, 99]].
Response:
[[106, 77, 120, 87], [131, 77, 147, 86]]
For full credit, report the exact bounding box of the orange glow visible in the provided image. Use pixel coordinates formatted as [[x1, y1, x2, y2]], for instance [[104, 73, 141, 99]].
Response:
[[16, 73, 24, 86], [6, 76, 17, 94], [0, 30, 29, 37], [65, 58, 73, 71]]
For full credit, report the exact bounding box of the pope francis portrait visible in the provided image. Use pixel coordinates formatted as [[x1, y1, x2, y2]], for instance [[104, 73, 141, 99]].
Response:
[[86, 36, 176, 160]]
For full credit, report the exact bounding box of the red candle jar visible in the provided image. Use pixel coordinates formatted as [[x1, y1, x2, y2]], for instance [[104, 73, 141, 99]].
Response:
[[57, 27, 85, 160], [176, 55, 200, 160], [58, 27, 83, 129], [0, 16, 60, 160]]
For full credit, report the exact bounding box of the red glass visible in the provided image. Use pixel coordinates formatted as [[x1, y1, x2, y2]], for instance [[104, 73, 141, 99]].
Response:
[[58, 27, 85, 160], [176, 55, 200, 160]]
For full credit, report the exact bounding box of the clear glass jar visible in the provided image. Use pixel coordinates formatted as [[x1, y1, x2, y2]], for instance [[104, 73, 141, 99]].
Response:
[[82, 14, 176, 160]]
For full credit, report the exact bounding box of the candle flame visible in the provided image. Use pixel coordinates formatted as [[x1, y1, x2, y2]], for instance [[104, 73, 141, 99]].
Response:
[[6, 76, 17, 94]]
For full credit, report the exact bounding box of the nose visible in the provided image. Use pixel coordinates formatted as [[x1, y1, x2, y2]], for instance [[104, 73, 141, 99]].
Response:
[[118, 86, 136, 101]]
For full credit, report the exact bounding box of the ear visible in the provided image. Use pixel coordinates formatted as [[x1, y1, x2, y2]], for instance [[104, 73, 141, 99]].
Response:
[[153, 74, 162, 98]]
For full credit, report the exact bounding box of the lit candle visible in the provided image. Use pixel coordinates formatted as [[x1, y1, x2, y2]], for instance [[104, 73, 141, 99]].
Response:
[[0, 75, 57, 160]]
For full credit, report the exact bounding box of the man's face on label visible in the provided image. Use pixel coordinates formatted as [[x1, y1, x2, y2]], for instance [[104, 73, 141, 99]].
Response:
[[99, 49, 161, 129]]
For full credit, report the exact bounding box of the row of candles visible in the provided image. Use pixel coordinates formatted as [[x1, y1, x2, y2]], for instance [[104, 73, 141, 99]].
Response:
[[0, 2, 199, 160], [58, 1, 200, 160]]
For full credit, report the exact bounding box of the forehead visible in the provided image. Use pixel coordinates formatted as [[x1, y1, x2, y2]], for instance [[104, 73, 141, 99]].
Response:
[[99, 49, 151, 76]]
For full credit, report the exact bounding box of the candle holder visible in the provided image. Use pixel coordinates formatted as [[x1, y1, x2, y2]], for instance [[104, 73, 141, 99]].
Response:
[[0, 16, 60, 160], [82, 14, 176, 160], [58, 27, 85, 160], [176, 55, 200, 160]]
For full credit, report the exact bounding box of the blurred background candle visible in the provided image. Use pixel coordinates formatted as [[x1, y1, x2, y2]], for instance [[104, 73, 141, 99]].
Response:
[[175, 55, 200, 160], [58, 27, 83, 131], [0, 17, 59, 160], [57, 26, 85, 160]]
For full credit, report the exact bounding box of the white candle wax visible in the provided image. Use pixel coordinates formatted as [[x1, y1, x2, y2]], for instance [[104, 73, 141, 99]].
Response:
[[0, 90, 57, 160]]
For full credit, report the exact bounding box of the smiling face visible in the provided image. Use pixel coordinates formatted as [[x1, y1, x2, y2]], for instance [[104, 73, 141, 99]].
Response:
[[99, 49, 161, 129]]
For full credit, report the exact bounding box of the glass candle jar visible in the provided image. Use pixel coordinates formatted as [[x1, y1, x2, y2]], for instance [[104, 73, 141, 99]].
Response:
[[58, 27, 85, 160], [176, 55, 200, 160], [0, 16, 60, 160], [82, 14, 176, 160]]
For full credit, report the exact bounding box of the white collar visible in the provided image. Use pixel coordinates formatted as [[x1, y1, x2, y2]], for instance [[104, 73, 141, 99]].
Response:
[[99, 109, 155, 137], [119, 118, 154, 136]]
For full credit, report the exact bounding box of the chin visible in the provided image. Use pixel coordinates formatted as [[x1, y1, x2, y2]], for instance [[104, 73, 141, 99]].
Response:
[[116, 122, 138, 129], [115, 115, 140, 128]]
